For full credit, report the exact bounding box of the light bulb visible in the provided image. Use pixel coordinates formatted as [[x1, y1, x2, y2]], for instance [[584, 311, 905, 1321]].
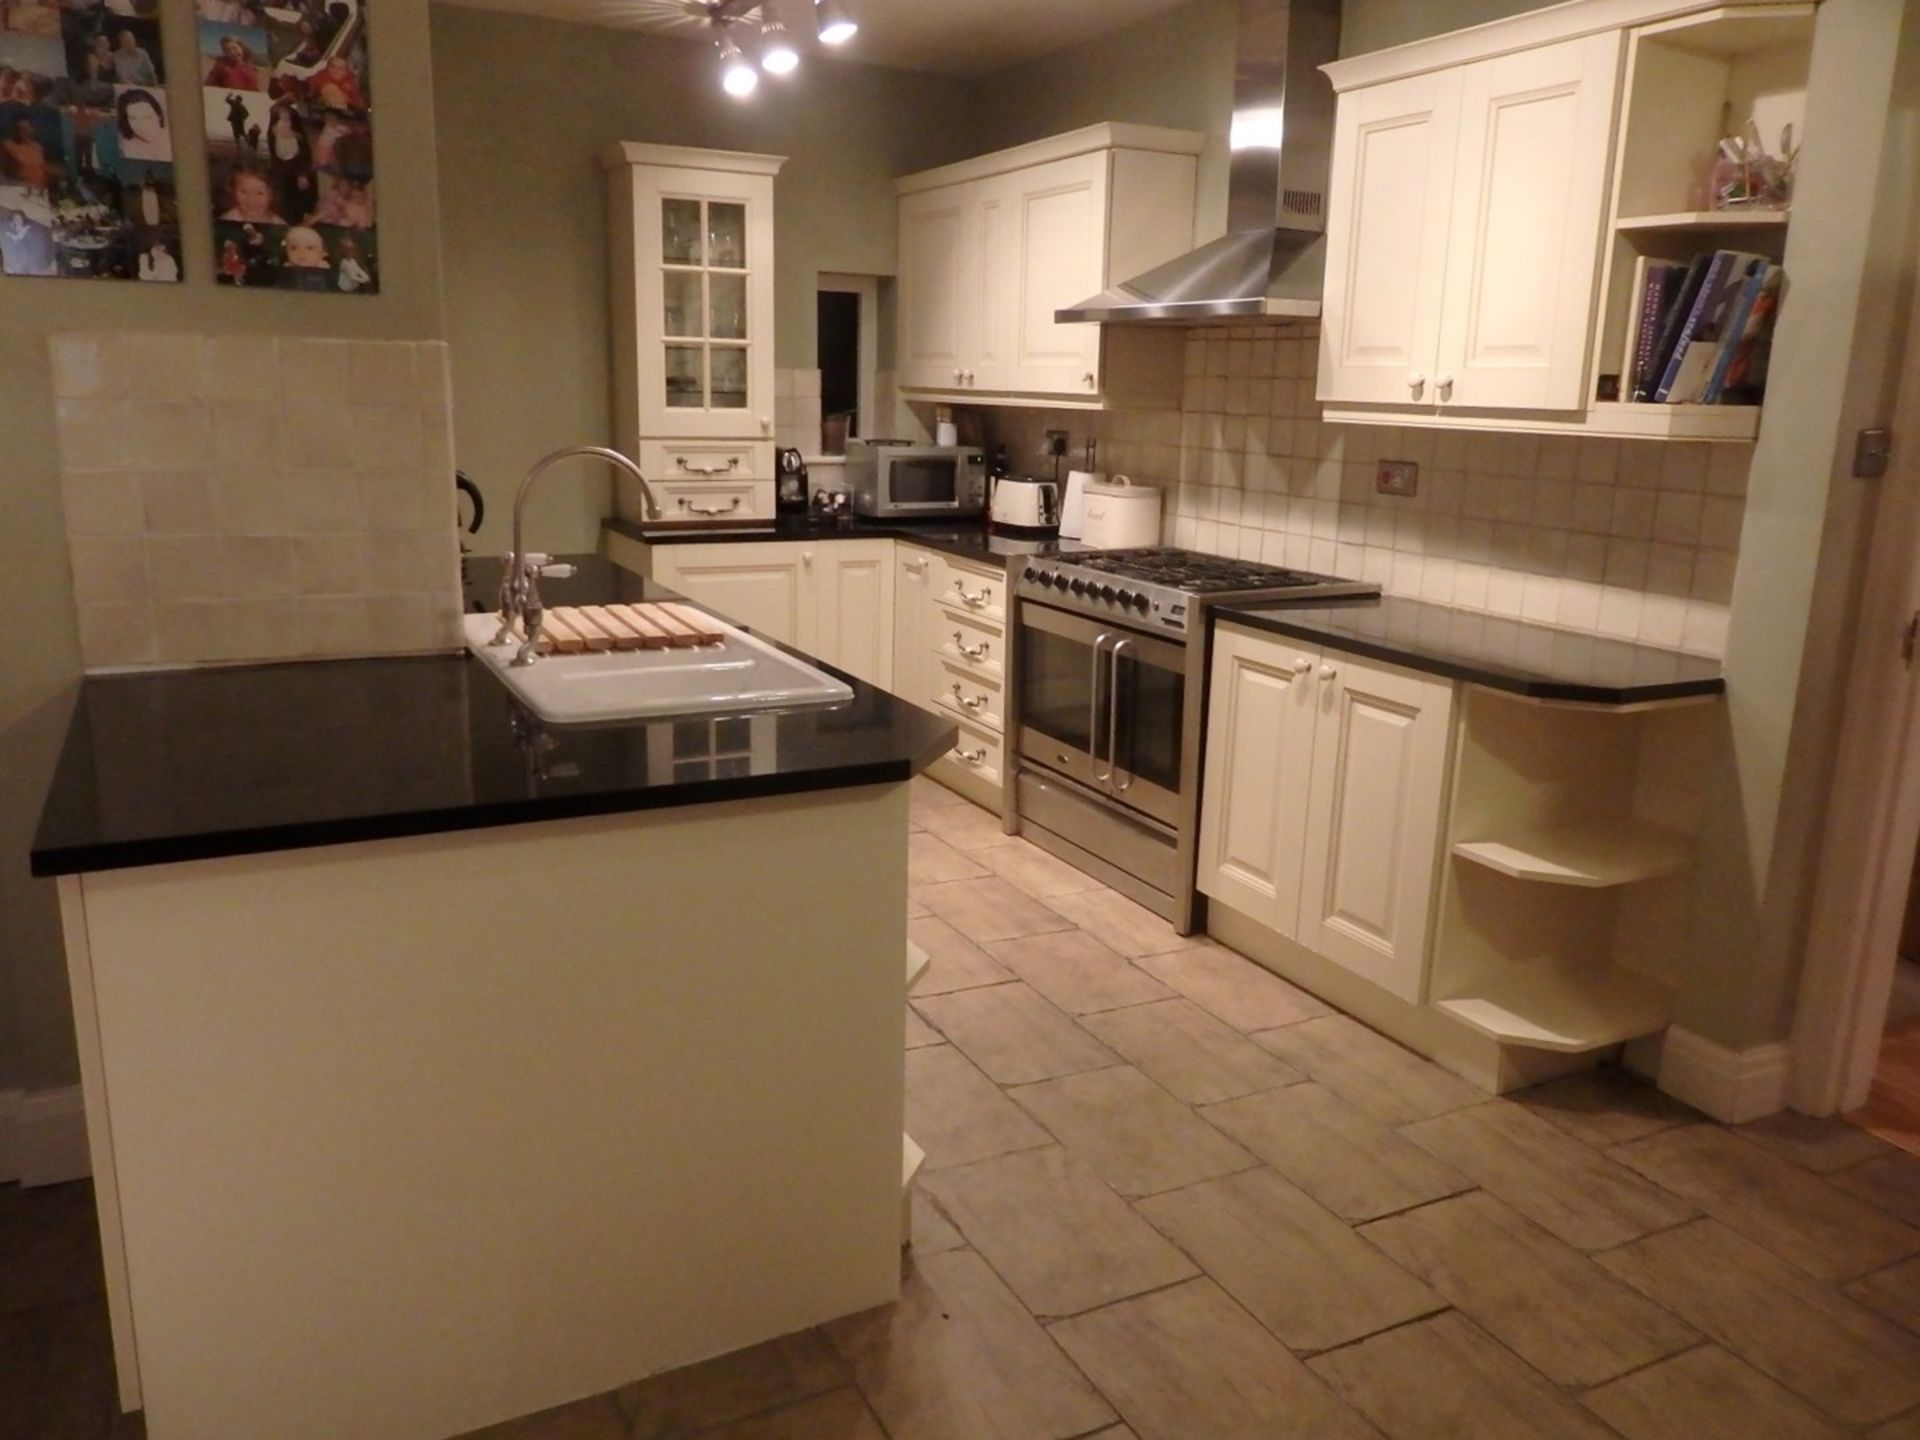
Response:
[[815, 0, 856, 46], [717, 35, 758, 96], [759, 16, 799, 74]]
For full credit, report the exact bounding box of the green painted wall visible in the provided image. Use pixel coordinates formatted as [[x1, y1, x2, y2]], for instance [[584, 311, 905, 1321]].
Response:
[[428, 5, 982, 555], [0, 1, 448, 1094]]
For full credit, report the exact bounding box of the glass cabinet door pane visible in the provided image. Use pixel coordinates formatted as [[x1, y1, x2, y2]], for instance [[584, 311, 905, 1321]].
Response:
[[708, 203, 746, 269], [665, 345, 705, 408], [708, 273, 746, 340], [710, 347, 747, 409], [662, 199, 702, 265], [662, 271, 703, 339]]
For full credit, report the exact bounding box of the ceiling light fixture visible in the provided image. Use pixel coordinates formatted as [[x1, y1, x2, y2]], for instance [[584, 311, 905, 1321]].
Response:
[[717, 33, 759, 96], [815, 0, 858, 46], [759, 15, 799, 74]]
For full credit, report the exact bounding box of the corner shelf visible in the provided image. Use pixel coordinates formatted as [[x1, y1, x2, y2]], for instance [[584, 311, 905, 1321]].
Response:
[[1452, 821, 1693, 889], [1436, 965, 1674, 1053], [1615, 209, 1790, 233]]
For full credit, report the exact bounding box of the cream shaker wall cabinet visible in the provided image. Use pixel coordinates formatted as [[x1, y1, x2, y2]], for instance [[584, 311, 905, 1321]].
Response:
[[896, 124, 1204, 410], [604, 144, 784, 525]]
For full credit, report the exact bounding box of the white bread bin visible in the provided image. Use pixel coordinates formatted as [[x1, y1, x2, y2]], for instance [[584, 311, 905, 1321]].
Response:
[[1080, 477, 1162, 549]]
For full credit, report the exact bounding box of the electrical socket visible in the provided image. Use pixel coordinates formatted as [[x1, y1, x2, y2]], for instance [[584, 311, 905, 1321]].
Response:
[[1376, 460, 1419, 497], [1044, 430, 1070, 458]]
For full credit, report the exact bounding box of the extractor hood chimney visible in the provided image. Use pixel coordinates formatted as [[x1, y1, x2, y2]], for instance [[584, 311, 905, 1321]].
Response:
[[1056, 0, 1340, 324]]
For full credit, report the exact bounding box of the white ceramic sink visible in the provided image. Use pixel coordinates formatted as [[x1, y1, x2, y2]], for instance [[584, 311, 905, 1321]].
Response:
[[463, 613, 852, 724]]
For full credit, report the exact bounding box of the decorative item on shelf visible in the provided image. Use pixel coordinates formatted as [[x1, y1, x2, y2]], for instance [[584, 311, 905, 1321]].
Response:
[[198, 0, 377, 294], [1709, 120, 1795, 213], [934, 405, 957, 447], [638, 0, 857, 99], [0, 0, 181, 282]]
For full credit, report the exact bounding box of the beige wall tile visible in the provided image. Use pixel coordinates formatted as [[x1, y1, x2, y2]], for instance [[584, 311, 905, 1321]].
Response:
[[283, 403, 358, 469], [203, 336, 279, 401], [284, 471, 367, 534], [212, 402, 282, 469], [292, 535, 368, 597], [351, 404, 425, 470], [140, 472, 216, 535], [67, 535, 148, 605], [211, 469, 290, 536], [75, 602, 155, 668], [122, 334, 207, 401], [147, 536, 225, 603], [49, 334, 126, 400], [349, 342, 416, 404], [60, 472, 143, 535], [279, 338, 350, 398], [222, 537, 294, 600]]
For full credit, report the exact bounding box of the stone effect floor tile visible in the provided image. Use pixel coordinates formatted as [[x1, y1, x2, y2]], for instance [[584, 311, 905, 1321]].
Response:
[[1138, 1167, 1441, 1354], [1204, 1084, 1470, 1223], [913, 982, 1120, 1086], [903, 1004, 944, 1049], [1401, 1100, 1695, 1250], [906, 1044, 1052, 1171], [1012, 1066, 1255, 1198], [618, 1329, 844, 1439], [1613, 1124, 1920, 1281], [1832, 1149, 1920, 1227], [908, 774, 968, 810], [1845, 1254, 1920, 1334], [906, 916, 1016, 995], [923, 1147, 1197, 1318], [985, 930, 1175, 1016], [824, 1248, 1115, 1440], [1135, 943, 1332, 1030], [1360, 1190, 1697, 1386], [1251, 1014, 1482, 1126], [1581, 1346, 1852, 1440], [1084, 999, 1303, 1105], [916, 801, 1020, 853], [977, 840, 1107, 899], [1043, 889, 1199, 960], [1597, 1219, 1920, 1425], [914, 878, 1073, 944], [907, 831, 988, 885], [1051, 1278, 1382, 1440], [1873, 1411, 1920, 1440], [1735, 1111, 1896, 1173], [1511, 1067, 1699, 1149], [907, 1192, 966, 1255], [697, 1388, 889, 1440], [1309, 1311, 1618, 1440]]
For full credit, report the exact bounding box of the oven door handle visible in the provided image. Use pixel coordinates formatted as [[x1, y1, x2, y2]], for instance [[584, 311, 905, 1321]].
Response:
[[1108, 637, 1133, 792], [1089, 632, 1113, 783]]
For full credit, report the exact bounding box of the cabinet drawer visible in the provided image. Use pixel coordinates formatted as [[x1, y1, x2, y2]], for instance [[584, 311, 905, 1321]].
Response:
[[637, 440, 775, 482], [939, 718, 1003, 787], [935, 559, 1007, 623], [934, 659, 1004, 733], [648, 479, 775, 526], [937, 613, 1007, 680]]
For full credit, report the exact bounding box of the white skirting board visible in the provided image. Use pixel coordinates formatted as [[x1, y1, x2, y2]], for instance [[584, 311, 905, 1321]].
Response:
[[0, 1085, 92, 1186], [1639, 1026, 1790, 1123]]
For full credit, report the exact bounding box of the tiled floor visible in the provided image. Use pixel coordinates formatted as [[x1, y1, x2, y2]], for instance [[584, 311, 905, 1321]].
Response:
[[1852, 1018, 1920, 1158], [9, 777, 1920, 1440]]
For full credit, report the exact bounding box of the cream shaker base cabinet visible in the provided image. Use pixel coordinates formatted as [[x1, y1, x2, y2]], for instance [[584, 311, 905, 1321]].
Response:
[[636, 539, 894, 690], [1199, 622, 1453, 1003], [1319, 27, 1621, 415], [896, 123, 1202, 408]]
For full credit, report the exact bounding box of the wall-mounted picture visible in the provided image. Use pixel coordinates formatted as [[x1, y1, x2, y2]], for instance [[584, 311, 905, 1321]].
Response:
[[0, 1, 180, 282], [199, 0, 377, 294]]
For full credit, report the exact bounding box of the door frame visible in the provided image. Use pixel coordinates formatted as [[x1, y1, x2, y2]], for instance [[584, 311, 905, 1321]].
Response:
[[818, 272, 879, 442], [1788, 257, 1920, 1114]]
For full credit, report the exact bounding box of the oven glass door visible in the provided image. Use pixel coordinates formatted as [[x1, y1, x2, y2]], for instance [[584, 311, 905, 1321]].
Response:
[[1018, 602, 1185, 828], [884, 455, 961, 509]]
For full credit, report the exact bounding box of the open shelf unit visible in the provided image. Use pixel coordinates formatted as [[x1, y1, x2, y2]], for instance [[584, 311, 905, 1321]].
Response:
[[1587, 3, 1814, 440], [1428, 686, 1721, 1059]]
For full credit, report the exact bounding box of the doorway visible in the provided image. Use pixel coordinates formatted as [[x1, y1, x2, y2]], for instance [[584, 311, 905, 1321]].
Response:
[[817, 273, 878, 454], [1851, 845, 1920, 1153]]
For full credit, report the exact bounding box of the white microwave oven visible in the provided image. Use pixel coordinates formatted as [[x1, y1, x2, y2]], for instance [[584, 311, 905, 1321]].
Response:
[[846, 441, 988, 519]]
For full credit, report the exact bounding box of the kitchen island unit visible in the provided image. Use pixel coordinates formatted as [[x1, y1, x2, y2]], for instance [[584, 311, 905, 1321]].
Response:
[[29, 561, 952, 1440]]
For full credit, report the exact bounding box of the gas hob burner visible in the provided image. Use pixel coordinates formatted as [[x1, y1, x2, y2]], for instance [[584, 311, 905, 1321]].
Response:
[[1017, 546, 1378, 637]]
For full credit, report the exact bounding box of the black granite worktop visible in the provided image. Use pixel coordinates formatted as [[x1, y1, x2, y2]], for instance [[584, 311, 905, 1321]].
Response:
[[604, 514, 1087, 568], [30, 557, 954, 877], [1213, 596, 1726, 704]]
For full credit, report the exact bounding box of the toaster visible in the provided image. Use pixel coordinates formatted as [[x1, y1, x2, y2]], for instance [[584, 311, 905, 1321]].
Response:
[[989, 478, 1061, 533]]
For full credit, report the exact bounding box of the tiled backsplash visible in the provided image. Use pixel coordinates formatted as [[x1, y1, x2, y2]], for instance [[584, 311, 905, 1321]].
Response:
[[52, 332, 462, 670], [984, 323, 1747, 658]]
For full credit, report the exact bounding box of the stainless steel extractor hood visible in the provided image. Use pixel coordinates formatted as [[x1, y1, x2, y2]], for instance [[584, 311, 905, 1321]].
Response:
[[1056, 0, 1340, 324]]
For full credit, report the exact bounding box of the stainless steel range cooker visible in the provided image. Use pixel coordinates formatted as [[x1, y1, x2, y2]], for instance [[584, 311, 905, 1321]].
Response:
[[1010, 547, 1377, 931]]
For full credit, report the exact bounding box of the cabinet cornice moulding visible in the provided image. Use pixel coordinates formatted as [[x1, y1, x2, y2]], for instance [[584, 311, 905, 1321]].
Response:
[[1323, 0, 1815, 92], [598, 142, 788, 176], [895, 122, 1206, 196]]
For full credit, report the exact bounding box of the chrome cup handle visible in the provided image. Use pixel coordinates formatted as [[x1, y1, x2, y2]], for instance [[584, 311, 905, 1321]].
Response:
[[1108, 638, 1135, 791], [1090, 633, 1114, 783]]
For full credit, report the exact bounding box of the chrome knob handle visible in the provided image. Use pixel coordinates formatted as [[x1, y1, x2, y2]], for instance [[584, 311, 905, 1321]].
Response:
[[1291, 657, 1312, 674], [1435, 373, 1454, 400], [802, 550, 815, 568], [1319, 663, 1338, 681], [1406, 372, 1425, 398]]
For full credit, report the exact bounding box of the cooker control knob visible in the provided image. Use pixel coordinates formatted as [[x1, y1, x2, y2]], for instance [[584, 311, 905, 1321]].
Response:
[[1032, 569, 1052, 587], [1098, 584, 1118, 602], [1130, 590, 1150, 611], [1068, 578, 1087, 595]]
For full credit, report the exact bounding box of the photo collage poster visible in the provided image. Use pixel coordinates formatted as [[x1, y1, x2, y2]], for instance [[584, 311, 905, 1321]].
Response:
[[199, 0, 376, 294], [0, 1, 180, 282]]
